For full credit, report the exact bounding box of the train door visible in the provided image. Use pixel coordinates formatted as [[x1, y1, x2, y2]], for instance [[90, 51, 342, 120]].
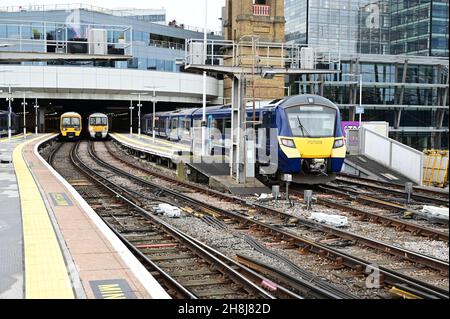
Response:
[[164, 117, 170, 137]]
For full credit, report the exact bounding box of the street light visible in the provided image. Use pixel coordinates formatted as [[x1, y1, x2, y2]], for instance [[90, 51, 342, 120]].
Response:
[[144, 86, 164, 142], [19, 91, 33, 138], [343, 73, 363, 126], [129, 99, 134, 135], [201, 0, 208, 156], [0, 83, 18, 143], [0, 69, 16, 143], [131, 92, 148, 137], [34, 98, 39, 135]]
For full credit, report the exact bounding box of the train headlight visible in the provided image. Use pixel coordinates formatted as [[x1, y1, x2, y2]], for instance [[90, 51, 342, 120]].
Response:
[[281, 138, 296, 148], [333, 138, 345, 148]]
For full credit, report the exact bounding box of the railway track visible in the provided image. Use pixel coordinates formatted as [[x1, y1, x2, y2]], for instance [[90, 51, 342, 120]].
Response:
[[294, 185, 449, 241], [335, 175, 448, 206], [49, 141, 278, 299], [93, 140, 448, 299], [47, 140, 363, 299]]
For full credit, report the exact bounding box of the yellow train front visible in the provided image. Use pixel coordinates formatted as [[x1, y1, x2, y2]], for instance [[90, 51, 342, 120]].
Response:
[[276, 95, 346, 184], [88, 113, 109, 139], [60, 112, 82, 140]]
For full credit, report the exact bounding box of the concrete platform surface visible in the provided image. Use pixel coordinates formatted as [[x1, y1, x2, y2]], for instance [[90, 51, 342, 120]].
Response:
[[0, 134, 170, 299]]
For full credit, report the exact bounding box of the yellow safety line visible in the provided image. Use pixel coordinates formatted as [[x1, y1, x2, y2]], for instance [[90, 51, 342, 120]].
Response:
[[0, 132, 33, 143], [111, 133, 186, 154], [13, 135, 74, 299]]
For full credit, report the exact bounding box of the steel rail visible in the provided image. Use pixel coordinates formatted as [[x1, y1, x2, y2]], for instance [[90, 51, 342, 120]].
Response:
[[95, 141, 449, 299], [309, 186, 449, 242], [69, 142, 197, 299], [318, 183, 449, 227], [77, 141, 277, 299], [336, 175, 449, 205]]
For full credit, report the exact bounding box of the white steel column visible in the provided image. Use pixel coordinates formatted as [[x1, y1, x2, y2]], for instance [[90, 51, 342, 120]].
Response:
[[201, 0, 208, 156]]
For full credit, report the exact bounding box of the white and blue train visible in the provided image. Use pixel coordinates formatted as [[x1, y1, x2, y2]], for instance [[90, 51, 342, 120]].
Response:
[[142, 95, 347, 183]]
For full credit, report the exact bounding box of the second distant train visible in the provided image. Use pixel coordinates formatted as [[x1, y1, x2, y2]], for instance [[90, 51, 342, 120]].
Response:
[[88, 113, 109, 139]]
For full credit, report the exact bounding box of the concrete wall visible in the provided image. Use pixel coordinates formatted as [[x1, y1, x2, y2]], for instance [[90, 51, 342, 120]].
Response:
[[361, 127, 424, 184], [0, 65, 221, 103]]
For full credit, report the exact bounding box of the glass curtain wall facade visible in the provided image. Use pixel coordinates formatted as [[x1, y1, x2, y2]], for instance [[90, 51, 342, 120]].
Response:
[[285, 0, 449, 56], [285, 0, 449, 149], [285, 0, 391, 55]]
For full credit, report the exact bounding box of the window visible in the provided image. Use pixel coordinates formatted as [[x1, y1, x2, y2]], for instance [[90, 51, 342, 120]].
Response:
[[90, 117, 107, 125], [62, 117, 80, 127], [284, 105, 336, 137]]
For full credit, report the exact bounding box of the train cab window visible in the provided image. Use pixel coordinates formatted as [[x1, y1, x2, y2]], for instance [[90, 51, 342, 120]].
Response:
[[90, 117, 107, 125], [62, 117, 80, 127], [285, 105, 336, 137], [171, 118, 178, 129]]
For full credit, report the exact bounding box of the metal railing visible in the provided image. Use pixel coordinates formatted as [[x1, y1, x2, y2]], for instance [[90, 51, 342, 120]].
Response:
[[185, 39, 341, 71], [149, 39, 184, 51], [0, 20, 132, 56], [0, 3, 222, 36], [253, 5, 271, 16]]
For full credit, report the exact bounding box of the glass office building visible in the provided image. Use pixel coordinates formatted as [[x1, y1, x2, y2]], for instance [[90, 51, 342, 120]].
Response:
[[285, 0, 449, 57], [390, 0, 449, 56], [285, 0, 449, 149], [285, 0, 391, 55]]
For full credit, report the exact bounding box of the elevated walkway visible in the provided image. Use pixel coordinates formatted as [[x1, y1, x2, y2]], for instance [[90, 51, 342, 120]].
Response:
[[344, 126, 425, 185], [342, 155, 415, 184]]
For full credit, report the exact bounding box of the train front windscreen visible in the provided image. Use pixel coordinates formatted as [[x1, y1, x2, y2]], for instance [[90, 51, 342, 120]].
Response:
[[62, 117, 80, 129], [284, 105, 336, 138]]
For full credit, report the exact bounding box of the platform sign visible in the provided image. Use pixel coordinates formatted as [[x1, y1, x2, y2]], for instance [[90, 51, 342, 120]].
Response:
[[341, 121, 361, 137], [356, 105, 365, 114]]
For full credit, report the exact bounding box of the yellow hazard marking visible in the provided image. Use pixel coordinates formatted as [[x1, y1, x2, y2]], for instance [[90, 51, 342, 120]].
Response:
[[0, 133, 33, 143], [98, 284, 127, 299], [50, 193, 72, 207], [13, 134, 74, 299]]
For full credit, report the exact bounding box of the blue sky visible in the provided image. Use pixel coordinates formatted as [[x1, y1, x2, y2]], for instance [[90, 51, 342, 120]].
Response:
[[0, 0, 224, 31]]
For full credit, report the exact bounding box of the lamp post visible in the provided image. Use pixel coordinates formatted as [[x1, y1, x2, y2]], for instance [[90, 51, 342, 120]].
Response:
[[144, 86, 163, 143], [19, 91, 33, 138], [129, 99, 134, 135], [131, 92, 148, 137], [343, 73, 363, 127], [34, 98, 39, 134], [0, 70, 17, 142], [359, 75, 362, 127], [5, 85, 14, 142], [201, 0, 208, 156]]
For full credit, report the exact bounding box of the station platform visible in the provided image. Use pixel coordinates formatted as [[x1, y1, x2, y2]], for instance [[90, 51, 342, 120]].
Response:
[[109, 133, 190, 162], [342, 154, 415, 184], [110, 133, 269, 195], [0, 134, 170, 299]]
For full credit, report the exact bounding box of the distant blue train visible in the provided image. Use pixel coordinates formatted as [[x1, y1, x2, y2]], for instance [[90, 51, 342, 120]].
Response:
[[0, 110, 18, 137], [142, 95, 346, 183]]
